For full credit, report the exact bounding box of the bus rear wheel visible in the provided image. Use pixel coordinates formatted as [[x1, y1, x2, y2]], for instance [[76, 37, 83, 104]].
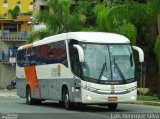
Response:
[[26, 86, 41, 105], [26, 86, 34, 105], [107, 103, 118, 111]]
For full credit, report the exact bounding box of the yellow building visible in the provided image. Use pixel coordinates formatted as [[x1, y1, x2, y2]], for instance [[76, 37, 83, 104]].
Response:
[[0, 0, 33, 17]]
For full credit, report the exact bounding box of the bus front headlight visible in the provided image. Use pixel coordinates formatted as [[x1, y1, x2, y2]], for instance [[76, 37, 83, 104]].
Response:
[[87, 95, 92, 101], [131, 96, 136, 100]]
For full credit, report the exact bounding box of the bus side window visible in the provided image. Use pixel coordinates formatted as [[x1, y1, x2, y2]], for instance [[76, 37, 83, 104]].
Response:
[[29, 48, 36, 65], [17, 50, 24, 67]]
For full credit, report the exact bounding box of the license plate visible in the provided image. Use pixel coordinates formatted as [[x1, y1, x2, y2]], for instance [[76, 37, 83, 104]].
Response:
[[108, 97, 117, 101]]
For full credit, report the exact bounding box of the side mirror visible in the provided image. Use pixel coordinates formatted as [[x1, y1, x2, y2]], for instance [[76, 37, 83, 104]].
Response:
[[132, 46, 144, 62], [73, 45, 84, 62]]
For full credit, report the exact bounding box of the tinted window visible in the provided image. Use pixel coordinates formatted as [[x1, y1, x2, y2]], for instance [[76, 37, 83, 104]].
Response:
[[17, 41, 68, 67], [17, 48, 35, 67], [69, 40, 82, 77], [17, 49, 26, 67]]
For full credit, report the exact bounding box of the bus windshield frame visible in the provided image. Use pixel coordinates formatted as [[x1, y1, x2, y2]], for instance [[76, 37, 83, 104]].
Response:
[[80, 43, 135, 84]]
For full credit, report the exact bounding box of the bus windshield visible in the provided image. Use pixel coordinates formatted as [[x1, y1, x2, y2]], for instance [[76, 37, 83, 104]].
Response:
[[81, 43, 135, 83]]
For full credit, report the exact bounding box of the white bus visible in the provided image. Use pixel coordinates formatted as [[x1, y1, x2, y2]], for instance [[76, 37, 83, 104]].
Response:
[[16, 32, 144, 110]]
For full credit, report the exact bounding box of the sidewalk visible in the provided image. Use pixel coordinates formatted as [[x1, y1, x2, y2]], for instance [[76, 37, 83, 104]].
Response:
[[0, 89, 18, 97], [133, 100, 160, 106], [130, 95, 160, 106]]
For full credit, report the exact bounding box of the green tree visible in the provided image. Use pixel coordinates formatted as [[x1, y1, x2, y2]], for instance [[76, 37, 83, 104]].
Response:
[[28, 0, 83, 43], [94, 0, 160, 45], [114, 23, 137, 45], [94, 4, 110, 32], [150, 0, 160, 76], [94, 3, 144, 45], [74, 0, 96, 27], [155, 35, 160, 70], [8, 5, 20, 19]]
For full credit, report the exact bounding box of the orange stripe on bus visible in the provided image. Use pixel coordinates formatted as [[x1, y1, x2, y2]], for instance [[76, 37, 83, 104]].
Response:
[[22, 44, 33, 49], [24, 66, 41, 98]]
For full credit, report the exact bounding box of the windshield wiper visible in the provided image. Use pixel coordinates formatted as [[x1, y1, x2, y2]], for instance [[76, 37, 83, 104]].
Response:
[[114, 57, 126, 83], [99, 57, 107, 80]]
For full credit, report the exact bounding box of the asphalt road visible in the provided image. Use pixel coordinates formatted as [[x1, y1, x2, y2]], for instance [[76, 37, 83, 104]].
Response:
[[0, 97, 160, 119]]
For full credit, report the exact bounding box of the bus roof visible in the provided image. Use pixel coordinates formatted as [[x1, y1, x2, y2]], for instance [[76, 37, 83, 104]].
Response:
[[18, 32, 130, 50]]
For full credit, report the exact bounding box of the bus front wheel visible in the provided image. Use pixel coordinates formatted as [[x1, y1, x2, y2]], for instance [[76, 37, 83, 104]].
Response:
[[62, 89, 73, 110]]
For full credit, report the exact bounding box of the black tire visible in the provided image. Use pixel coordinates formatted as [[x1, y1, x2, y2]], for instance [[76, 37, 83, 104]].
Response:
[[26, 87, 33, 105], [26, 86, 36, 105], [59, 101, 64, 106], [62, 89, 73, 110], [107, 103, 118, 111]]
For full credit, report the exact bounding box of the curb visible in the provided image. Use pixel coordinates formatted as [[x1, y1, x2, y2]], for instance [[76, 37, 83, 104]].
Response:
[[0, 93, 18, 98], [131, 101, 160, 107], [0, 89, 18, 98]]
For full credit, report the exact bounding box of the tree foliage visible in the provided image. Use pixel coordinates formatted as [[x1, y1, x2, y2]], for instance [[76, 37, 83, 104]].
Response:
[[74, 0, 96, 26], [27, 29, 52, 43], [27, 0, 83, 43], [155, 35, 160, 63], [8, 5, 20, 19], [94, 0, 160, 46], [94, 3, 142, 45], [114, 23, 137, 45], [147, 0, 160, 21], [94, 4, 110, 31]]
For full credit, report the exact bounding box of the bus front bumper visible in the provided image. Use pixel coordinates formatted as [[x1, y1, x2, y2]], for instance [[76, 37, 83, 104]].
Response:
[[81, 88, 137, 104]]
